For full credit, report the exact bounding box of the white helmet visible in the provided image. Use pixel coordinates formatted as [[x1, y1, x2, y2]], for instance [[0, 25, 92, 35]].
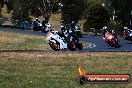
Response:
[[124, 27, 128, 29], [103, 26, 107, 29]]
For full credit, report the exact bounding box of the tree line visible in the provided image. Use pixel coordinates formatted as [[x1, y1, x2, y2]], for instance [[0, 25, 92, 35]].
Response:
[[0, 0, 132, 32]]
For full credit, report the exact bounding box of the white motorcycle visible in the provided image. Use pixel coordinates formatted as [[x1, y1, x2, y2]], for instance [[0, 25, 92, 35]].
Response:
[[46, 31, 79, 51]]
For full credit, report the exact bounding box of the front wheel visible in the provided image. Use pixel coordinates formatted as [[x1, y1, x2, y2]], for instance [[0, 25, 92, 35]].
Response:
[[77, 43, 83, 50], [68, 42, 76, 51], [49, 42, 60, 51]]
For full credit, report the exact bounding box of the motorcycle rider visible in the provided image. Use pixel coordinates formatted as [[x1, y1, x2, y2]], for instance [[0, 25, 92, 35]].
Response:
[[61, 21, 67, 32], [109, 29, 117, 39], [102, 26, 108, 39], [70, 21, 77, 34], [41, 19, 51, 33], [42, 18, 48, 29], [123, 26, 132, 40], [103, 26, 118, 41], [123, 27, 130, 36], [32, 18, 42, 31]]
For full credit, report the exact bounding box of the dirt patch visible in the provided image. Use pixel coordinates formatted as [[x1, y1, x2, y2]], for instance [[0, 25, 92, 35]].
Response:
[[0, 52, 131, 59]]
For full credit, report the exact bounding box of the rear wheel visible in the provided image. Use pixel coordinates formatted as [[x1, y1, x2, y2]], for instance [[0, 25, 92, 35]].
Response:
[[112, 39, 121, 48]]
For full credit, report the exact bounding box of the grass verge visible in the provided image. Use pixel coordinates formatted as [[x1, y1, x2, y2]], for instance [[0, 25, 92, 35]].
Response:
[[0, 52, 131, 88], [0, 32, 50, 50]]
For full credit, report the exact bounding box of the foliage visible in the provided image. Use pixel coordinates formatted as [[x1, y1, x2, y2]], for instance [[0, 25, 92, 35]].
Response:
[[83, 4, 110, 32], [0, 6, 4, 25], [109, 0, 132, 26], [0, 12, 2, 18], [107, 20, 123, 35], [61, 0, 86, 23], [12, 0, 53, 22]]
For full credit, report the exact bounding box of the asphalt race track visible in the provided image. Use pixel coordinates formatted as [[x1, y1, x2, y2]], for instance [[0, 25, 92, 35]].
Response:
[[82, 35, 132, 52], [0, 28, 132, 52]]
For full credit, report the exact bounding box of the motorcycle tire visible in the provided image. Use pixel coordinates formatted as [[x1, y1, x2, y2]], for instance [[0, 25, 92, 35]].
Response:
[[33, 27, 39, 31], [49, 42, 60, 51], [115, 45, 121, 48], [77, 43, 83, 50], [113, 39, 121, 48], [68, 42, 76, 51]]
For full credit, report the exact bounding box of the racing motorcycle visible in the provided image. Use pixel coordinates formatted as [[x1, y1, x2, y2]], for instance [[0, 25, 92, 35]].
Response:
[[32, 21, 42, 31], [42, 22, 52, 33], [46, 31, 83, 51], [123, 27, 132, 42], [104, 32, 121, 48], [61, 24, 83, 50]]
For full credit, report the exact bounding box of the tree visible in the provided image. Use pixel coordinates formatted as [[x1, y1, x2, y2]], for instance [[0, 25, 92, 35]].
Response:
[[83, 3, 110, 33], [12, 0, 53, 21], [61, 0, 86, 23], [30, 0, 52, 19], [109, 0, 132, 26], [11, 0, 30, 25]]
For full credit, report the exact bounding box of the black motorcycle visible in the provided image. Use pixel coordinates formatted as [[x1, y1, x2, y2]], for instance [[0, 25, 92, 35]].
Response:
[[32, 21, 42, 31], [60, 26, 83, 50]]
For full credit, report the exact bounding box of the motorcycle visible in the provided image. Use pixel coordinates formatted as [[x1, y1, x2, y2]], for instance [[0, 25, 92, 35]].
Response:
[[104, 32, 121, 48], [42, 22, 52, 33], [66, 33, 83, 51], [123, 28, 132, 42], [32, 21, 42, 31], [46, 31, 83, 51], [61, 25, 83, 50]]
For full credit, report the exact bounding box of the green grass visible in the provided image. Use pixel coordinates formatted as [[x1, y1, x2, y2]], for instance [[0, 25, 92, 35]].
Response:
[[0, 32, 50, 50], [0, 52, 132, 88]]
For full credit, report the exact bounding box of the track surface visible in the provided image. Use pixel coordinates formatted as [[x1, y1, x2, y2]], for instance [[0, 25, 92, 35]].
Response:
[[0, 28, 132, 52], [82, 35, 132, 52]]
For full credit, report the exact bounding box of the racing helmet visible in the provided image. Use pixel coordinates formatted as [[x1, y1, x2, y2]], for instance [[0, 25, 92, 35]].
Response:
[[103, 26, 107, 29], [124, 27, 128, 29]]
